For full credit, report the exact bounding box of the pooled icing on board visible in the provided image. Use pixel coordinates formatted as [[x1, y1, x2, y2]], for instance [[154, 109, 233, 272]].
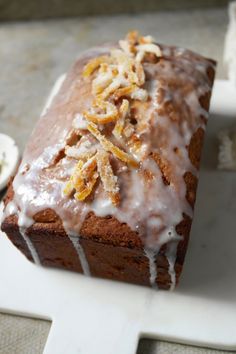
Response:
[[2, 41, 214, 290]]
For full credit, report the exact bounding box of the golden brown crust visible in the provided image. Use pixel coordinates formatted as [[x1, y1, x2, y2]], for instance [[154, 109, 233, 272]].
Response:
[[184, 172, 198, 209], [188, 127, 205, 170]]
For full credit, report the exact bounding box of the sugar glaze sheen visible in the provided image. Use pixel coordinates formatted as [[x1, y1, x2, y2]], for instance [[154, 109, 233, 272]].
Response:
[[2, 41, 215, 290]]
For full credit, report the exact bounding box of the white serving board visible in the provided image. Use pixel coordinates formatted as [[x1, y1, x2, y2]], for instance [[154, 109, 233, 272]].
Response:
[[0, 80, 236, 354]]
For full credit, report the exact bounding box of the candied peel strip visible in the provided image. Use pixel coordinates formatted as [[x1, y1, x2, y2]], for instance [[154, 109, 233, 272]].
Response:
[[127, 61, 145, 86], [127, 134, 143, 159], [83, 56, 112, 77], [97, 80, 121, 100], [63, 180, 74, 196], [136, 43, 162, 58], [135, 50, 145, 63], [92, 71, 113, 96], [65, 145, 96, 161], [113, 99, 130, 139], [96, 149, 120, 205], [74, 150, 95, 162], [75, 172, 98, 201], [84, 100, 118, 124], [138, 35, 154, 44], [126, 30, 139, 46], [111, 50, 145, 86], [123, 123, 134, 138], [87, 122, 139, 168], [79, 155, 97, 179], [65, 149, 121, 205], [134, 61, 145, 85], [112, 85, 137, 101], [119, 39, 134, 56], [63, 160, 84, 196], [64, 157, 98, 199]]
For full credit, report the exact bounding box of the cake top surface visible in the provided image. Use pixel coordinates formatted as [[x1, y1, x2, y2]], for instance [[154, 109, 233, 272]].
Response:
[[4, 31, 215, 254], [63, 31, 162, 206]]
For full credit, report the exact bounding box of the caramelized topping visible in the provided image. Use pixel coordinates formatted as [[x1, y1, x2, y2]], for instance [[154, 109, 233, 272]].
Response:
[[64, 31, 162, 204]]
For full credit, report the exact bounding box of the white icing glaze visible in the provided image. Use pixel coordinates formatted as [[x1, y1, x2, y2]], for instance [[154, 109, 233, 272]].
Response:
[[41, 74, 66, 117], [2, 45, 214, 289], [3, 201, 18, 217], [165, 238, 181, 291], [68, 233, 90, 276], [144, 248, 159, 289], [3, 200, 41, 265], [20, 226, 41, 265]]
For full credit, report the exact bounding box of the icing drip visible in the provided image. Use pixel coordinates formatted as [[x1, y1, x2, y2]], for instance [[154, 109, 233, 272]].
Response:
[[17, 208, 41, 266], [41, 74, 66, 117], [166, 239, 181, 291], [144, 248, 159, 289], [62, 209, 90, 275], [3, 201, 41, 265], [3, 201, 18, 217], [20, 226, 41, 265], [68, 233, 90, 276], [1, 43, 214, 289]]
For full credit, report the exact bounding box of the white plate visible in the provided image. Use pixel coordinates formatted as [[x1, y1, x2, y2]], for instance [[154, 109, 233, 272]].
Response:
[[0, 133, 19, 191], [0, 80, 236, 354]]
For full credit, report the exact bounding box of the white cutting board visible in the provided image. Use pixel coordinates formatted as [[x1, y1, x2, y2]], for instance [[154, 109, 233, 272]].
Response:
[[0, 80, 236, 354]]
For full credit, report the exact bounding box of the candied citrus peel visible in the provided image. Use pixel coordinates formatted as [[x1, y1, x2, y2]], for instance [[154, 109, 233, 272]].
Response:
[[96, 149, 120, 205], [112, 85, 136, 101], [64, 149, 120, 205], [83, 56, 111, 77], [87, 122, 138, 168], [84, 100, 118, 124], [64, 31, 162, 205], [74, 172, 98, 201], [113, 99, 129, 139]]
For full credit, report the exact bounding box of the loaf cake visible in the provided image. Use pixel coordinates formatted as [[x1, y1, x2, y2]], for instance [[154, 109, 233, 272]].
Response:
[[1, 32, 216, 290]]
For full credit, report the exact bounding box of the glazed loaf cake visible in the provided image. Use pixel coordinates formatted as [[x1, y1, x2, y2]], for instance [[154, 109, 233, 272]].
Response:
[[1, 32, 216, 290]]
